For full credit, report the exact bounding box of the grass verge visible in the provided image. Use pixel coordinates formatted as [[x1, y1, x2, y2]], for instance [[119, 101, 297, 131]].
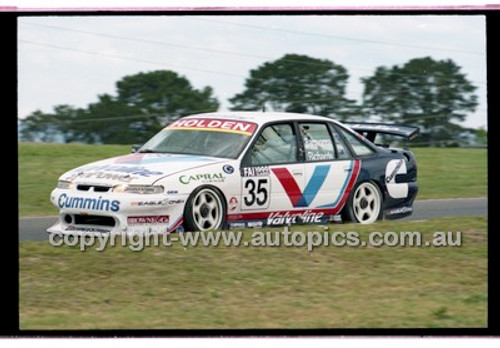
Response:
[[19, 216, 487, 329], [411, 147, 487, 200]]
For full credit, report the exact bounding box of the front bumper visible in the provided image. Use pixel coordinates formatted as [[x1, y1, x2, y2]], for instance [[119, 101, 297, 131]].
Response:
[[48, 188, 187, 235]]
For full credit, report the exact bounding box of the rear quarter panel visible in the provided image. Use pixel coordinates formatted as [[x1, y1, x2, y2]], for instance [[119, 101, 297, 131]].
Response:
[[358, 150, 418, 219]]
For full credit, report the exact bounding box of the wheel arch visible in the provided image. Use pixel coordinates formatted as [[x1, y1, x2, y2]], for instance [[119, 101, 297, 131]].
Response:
[[183, 184, 229, 231], [341, 178, 384, 223]]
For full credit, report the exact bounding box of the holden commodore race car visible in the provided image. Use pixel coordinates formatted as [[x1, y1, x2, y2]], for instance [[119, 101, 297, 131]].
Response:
[[48, 111, 418, 235]]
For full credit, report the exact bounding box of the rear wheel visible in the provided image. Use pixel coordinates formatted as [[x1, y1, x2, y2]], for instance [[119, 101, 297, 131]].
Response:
[[184, 186, 226, 232], [342, 181, 382, 224]]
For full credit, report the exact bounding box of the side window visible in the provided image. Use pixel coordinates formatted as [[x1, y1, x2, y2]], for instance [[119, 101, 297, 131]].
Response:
[[328, 126, 351, 160], [248, 123, 298, 165], [298, 123, 336, 162], [337, 126, 375, 157]]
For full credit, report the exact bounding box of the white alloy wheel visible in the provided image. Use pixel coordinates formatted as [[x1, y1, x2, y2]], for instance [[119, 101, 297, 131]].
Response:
[[351, 182, 382, 224], [189, 187, 224, 231]]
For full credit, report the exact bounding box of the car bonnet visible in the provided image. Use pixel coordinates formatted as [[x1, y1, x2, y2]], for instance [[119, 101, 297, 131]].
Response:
[[59, 153, 225, 186]]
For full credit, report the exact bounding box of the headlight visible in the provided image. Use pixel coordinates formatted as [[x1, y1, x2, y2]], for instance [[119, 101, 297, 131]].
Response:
[[112, 184, 164, 194], [57, 180, 74, 189]]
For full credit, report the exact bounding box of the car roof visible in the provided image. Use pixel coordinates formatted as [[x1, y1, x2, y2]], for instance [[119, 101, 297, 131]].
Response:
[[181, 111, 343, 126]]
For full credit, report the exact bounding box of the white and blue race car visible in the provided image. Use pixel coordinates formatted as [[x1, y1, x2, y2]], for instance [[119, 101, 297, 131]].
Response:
[[48, 112, 418, 234]]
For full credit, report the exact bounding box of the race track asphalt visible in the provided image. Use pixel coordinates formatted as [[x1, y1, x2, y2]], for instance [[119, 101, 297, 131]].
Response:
[[18, 197, 487, 241]]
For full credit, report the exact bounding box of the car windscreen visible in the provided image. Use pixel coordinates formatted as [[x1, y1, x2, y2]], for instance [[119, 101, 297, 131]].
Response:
[[139, 118, 258, 159]]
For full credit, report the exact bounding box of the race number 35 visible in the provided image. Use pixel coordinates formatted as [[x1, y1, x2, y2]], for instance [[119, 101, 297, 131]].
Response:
[[242, 177, 270, 210]]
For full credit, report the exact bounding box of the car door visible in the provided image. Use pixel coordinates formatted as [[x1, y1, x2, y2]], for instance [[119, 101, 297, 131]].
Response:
[[297, 121, 360, 215], [239, 122, 305, 223]]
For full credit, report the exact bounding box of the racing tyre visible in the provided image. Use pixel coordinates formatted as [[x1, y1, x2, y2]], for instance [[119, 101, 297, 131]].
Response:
[[342, 181, 382, 224], [184, 186, 226, 232]]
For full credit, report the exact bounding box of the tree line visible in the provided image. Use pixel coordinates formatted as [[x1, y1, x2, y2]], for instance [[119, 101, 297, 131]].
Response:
[[19, 54, 483, 146]]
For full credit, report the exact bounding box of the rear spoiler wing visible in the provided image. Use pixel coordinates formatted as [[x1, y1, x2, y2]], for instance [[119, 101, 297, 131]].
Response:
[[344, 122, 420, 142]]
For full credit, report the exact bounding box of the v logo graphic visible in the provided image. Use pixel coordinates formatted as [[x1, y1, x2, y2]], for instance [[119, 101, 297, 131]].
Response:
[[271, 165, 330, 208]]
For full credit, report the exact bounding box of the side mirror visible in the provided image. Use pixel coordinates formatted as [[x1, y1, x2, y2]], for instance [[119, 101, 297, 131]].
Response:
[[131, 144, 142, 153]]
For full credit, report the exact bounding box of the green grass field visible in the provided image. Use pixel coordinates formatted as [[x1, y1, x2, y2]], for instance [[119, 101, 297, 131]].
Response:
[[18, 143, 487, 216], [19, 217, 487, 329], [411, 147, 487, 200]]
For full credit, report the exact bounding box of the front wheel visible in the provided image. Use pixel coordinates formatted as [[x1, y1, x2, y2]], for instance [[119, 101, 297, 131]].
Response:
[[342, 181, 382, 224], [184, 186, 226, 232]]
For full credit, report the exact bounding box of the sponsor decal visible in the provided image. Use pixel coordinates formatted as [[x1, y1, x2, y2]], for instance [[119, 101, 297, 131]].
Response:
[[272, 165, 330, 208], [385, 159, 409, 199], [240, 166, 270, 177], [229, 222, 246, 229], [247, 221, 263, 228], [65, 225, 111, 233], [332, 214, 343, 222], [58, 193, 120, 212], [228, 208, 341, 223], [303, 139, 335, 161], [304, 138, 333, 150], [386, 206, 413, 215], [80, 164, 163, 177], [167, 118, 257, 136], [64, 172, 82, 181], [386, 159, 404, 183], [66, 171, 137, 183], [130, 199, 184, 207], [349, 124, 403, 132], [179, 173, 225, 185], [167, 190, 178, 194], [267, 211, 324, 225], [223, 164, 235, 174], [303, 139, 335, 160], [229, 196, 238, 211], [127, 215, 170, 225], [307, 152, 334, 161]]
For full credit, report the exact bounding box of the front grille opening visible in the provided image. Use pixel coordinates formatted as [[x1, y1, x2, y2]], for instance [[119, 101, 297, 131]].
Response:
[[74, 215, 116, 227], [76, 185, 111, 192], [94, 186, 111, 192]]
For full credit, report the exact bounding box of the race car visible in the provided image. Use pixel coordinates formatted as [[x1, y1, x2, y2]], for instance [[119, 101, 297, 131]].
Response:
[[47, 111, 418, 234]]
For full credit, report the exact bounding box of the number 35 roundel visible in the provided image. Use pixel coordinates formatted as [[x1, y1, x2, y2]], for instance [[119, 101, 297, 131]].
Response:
[[242, 177, 270, 210]]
